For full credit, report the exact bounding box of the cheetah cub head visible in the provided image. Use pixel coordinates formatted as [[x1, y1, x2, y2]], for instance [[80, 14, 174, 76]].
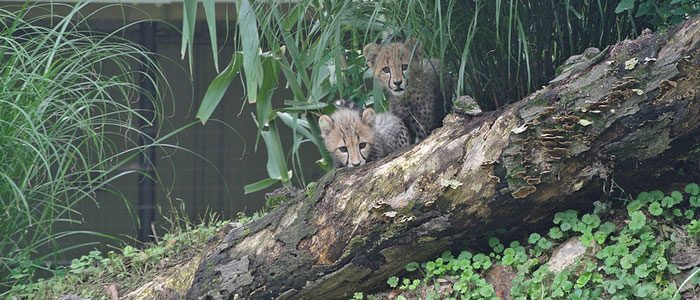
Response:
[[319, 108, 376, 168], [363, 39, 421, 97]]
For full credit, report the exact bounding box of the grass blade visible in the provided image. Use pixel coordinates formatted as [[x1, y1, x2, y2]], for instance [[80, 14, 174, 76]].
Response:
[[181, 0, 197, 74], [203, 0, 219, 72]]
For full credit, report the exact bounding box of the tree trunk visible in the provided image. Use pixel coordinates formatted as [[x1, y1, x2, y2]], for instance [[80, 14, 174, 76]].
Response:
[[186, 16, 700, 300]]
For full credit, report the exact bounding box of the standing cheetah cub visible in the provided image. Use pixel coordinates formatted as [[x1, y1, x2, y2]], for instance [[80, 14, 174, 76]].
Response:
[[364, 39, 452, 143], [319, 107, 410, 168]]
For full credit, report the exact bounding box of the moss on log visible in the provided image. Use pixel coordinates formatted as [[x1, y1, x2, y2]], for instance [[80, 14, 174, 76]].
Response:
[[185, 16, 700, 300]]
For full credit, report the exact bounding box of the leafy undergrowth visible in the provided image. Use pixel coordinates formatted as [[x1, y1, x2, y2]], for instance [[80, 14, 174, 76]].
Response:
[[357, 184, 700, 300], [4, 186, 292, 299], [5, 221, 228, 299]]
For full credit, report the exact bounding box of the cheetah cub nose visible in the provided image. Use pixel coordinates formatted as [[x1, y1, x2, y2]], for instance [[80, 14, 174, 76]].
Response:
[[393, 80, 402, 86]]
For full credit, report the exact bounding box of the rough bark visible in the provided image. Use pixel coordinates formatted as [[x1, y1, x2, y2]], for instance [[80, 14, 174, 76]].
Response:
[[185, 16, 700, 300]]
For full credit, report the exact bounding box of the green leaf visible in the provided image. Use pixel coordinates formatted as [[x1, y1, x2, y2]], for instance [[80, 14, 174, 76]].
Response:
[[236, 0, 263, 104], [405, 262, 420, 272], [387, 276, 399, 288], [627, 199, 644, 212], [580, 230, 594, 246], [691, 196, 700, 207], [196, 53, 243, 123], [635, 1, 653, 17], [181, 0, 197, 73], [528, 233, 541, 244], [243, 178, 278, 194], [582, 214, 601, 228], [672, 190, 684, 202], [283, 101, 329, 111], [549, 227, 564, 239], [261, 123, 289, 182], [457, 251, 473, 261], [633, 283, 654, 297], [628, 211, 647, 230], [661, 196, 675, 208], [615, 0, 635, 14], [650, 190, 665, 201], [575, 272, 591, 288], [674, 208, 683, 217], [634, 264, 650, 278], [648, 202, 663, 216], [203, 0, 219, 72], [685, 183, 700, 196], [561, 222, 572, 232], [620, 254, 636, 269], [636, 191, 651, 202]]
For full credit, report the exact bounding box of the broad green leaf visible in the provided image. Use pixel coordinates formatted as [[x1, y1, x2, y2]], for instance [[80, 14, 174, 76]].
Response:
[[196, 53, 243, 123], [628, 211, 646, 230], [236, 0, 263, 104], [261, 122, 289, 182], [283, 101, 328, 111], [387, 276, 399, 288], [685, 183, 700, 196], [648, 202, 662, 216], [244, 178, 278, 194], [405, 262, 420, 272], [203, 0, 219, 72], [549, 227, 564, 239], [615, 0, 635, 14], [634, 264, 650, 278], [528, 233, 541, 244], [256, 55, 280, 127]]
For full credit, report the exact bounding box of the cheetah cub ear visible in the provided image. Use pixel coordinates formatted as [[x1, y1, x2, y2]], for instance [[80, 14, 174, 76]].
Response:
[[403, 38, 422, 58], [319, 115, 334, 136], [363, 43, 381, 69], [362, 108, 376, 127]]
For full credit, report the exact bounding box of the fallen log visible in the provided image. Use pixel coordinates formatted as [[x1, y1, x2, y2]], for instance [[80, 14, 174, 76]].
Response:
[[185, 16, 700, 300]]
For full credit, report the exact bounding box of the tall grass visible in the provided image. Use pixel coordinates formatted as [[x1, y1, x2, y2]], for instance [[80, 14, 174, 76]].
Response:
[[186, 0, 698, 189], [0, 3, 167, 288]]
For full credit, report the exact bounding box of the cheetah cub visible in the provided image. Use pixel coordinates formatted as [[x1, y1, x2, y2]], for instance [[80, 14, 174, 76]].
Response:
[[364, 39, 452, 143], [319, 107, 410, 168]]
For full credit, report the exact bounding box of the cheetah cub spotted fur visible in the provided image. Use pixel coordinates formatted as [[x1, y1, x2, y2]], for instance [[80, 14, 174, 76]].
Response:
[[319, 107, 410, 168], [364, 39, 452, 143]]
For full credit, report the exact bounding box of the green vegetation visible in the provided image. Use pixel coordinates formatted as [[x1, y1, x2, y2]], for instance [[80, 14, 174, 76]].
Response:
[[4, 184, 298, 299], [0, 3, 169, 291], [359, 184, 700, 299], [5, 220, 228, 299], [184, 0, 700, 189]]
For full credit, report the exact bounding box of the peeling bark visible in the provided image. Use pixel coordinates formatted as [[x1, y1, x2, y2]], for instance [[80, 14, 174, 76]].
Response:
[[185, 16, 700, 300]]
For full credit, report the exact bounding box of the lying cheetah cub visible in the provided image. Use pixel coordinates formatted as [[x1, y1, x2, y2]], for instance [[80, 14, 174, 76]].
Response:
[[319, 107, 410, 168], [364, 39, 452, 143]]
